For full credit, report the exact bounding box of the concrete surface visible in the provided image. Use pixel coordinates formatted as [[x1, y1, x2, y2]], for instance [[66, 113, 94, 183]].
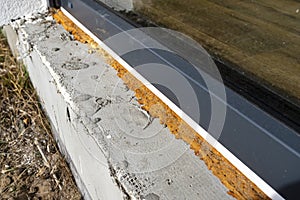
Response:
[[0, 0, 47, 26], [3, 25, 19, 57], [9, 12, 235, 200]]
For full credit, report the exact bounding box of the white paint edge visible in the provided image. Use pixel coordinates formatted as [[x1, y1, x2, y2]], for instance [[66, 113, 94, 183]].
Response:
[[61, 7, 284, 200]]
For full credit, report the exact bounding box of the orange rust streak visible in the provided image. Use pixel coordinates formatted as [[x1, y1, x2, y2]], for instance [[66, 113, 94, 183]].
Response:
[[52, 9, 269, 200]]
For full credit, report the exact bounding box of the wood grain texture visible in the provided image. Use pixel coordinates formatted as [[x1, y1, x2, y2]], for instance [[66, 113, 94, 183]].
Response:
[[135, 0, 300, 102]]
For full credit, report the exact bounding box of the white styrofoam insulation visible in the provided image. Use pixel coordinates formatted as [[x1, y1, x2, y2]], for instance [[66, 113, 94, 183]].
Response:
[[0, 0, 47, 26]]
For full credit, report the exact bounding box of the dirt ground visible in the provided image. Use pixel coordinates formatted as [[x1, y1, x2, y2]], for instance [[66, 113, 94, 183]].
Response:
[[0, 30, 82, 199]]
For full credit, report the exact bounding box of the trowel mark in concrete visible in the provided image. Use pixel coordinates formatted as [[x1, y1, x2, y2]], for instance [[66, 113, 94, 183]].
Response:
[[91, 75, 99, 80], [62, 61, 90, 70], [142, 193, 160, 200], [74, 94, 93, 103], [95, 97, 112, 107]]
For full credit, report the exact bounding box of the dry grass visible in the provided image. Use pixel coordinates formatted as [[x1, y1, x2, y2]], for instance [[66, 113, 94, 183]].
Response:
[[0, 29, 82, 199]]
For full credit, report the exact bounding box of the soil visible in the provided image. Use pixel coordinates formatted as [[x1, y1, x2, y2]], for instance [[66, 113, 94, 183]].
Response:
[[0, 29, 82, 199]]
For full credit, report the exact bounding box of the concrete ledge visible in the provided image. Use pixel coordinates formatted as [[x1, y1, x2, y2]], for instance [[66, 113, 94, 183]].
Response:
[[3, 25, 19, 57], [7, 13, 234, 200]]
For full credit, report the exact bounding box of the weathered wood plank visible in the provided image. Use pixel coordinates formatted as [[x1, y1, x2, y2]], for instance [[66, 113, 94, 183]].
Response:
[[136, 0, 300, 100]]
